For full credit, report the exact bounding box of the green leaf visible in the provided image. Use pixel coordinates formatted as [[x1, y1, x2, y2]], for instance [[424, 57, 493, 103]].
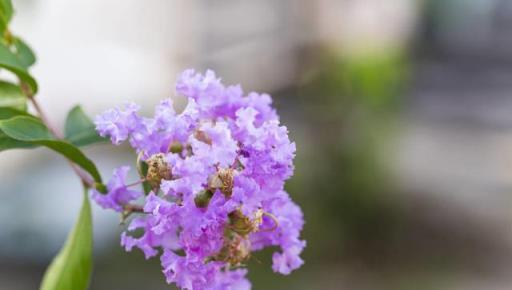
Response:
[[138, 159, 152, 194], [0, 115, 52, 138], [0, 106, 32, 120], [0, 116, 102, 183], [0, 0, 13, 34], [0, 130, 33, 150], [0, 81, 26, 110], [0, 0, 12, 22], [65, 105, 105, 147], [0, 42, 37, 94], [13, 37, 36, 68], [40, 189, 93, 290], [0, 107, 36, 150]]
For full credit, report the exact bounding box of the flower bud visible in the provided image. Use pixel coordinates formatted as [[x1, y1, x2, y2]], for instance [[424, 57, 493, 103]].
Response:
[[146, 153, 172, 189], [168, 141, 183, 154], [228, 209, 254, 237], [194, 189, 214, 208], [227, 208, 268, 237], [208, 168, 235, 197]]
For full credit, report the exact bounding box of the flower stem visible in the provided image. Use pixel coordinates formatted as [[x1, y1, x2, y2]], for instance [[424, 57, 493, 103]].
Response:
[[125, 179, 145, 188], [120, 204, 145, 223], [123, 204, 144, 213]]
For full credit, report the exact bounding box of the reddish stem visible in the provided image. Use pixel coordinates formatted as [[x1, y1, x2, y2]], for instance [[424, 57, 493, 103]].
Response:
[[27, 92, 95, 188]]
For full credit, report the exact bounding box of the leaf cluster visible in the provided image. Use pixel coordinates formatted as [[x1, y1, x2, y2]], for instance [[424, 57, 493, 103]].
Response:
[[0, 2, 107, 289]]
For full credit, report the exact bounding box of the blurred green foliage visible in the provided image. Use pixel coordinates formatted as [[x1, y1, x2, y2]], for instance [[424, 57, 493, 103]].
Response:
[[298, 49, 407, 251], [240, 49, 411, 289]]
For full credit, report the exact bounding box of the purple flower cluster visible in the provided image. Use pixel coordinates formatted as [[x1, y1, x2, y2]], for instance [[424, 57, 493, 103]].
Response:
[[92, 69, 305, 290]]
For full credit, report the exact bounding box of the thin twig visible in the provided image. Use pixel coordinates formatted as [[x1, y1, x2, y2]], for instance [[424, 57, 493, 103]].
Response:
[[25, 89, 95, 188], [28, 95, 61, 138]]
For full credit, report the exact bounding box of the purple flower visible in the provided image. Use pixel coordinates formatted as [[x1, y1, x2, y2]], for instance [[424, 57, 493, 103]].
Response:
[[95, 103, 141, 145], [91, 166, 142, 212], [93, 69, 304, 290]]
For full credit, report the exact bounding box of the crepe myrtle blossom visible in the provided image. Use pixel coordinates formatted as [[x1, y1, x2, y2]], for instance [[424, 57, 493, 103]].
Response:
[[91, 69, 305, 290]]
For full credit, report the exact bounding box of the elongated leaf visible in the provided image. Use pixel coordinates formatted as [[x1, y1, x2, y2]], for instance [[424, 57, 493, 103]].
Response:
[[0, 116, 102, 182], [138, 160, 152, 194], [0, 106, 32, 120], [0, 42, 37, 94], [0, 80, 26, 110], [13, 37, 36, 68], [0, 130, 33, 150], [0, 107, 35, 150], [0, 115, 52, 138], [0, 0, 13, 34], [65, 105, 105, 146], [0, 0, 12, 22], [40, 190, 93, 290]]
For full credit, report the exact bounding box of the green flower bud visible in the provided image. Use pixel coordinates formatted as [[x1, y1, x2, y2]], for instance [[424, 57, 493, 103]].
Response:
[[169, 141, 183, 154], [228, 209, 254, 237], [194, 189, 214, 208]]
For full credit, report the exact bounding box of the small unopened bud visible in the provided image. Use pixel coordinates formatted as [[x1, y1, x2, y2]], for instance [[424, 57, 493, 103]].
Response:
[[208, 168, 235, 197], [194, 189, 214, 208], [228, 209, 270, 237], [146, 153, 172, 189], [228, 209, 254, 237], [169, 141, 183, 154]]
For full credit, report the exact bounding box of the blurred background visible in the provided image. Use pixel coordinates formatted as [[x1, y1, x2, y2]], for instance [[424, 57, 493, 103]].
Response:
[[1, 0, 512, 289]]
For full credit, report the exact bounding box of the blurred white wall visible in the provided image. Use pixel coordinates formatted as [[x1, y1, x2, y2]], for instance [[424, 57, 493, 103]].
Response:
[[316, 0, 420, 56], [12, 0, 191, 124]]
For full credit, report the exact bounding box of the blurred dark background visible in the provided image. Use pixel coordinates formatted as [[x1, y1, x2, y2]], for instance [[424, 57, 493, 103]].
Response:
[[2, 0, 512, 289]]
